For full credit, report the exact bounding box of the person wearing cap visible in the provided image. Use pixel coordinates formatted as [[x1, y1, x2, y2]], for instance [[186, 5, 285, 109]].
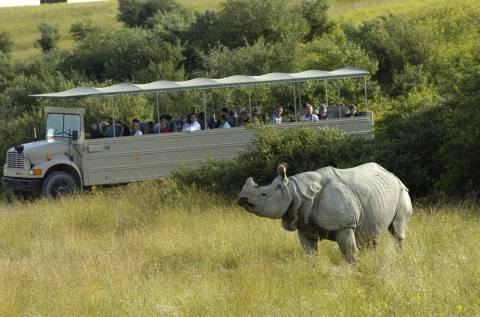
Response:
[[319, 105, 328, 120], [301, 103, 319, 121]]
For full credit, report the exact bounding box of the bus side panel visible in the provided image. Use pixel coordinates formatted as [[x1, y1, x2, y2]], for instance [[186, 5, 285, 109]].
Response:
[[83, 128, 254, 186], [82, 114, 373, 186]]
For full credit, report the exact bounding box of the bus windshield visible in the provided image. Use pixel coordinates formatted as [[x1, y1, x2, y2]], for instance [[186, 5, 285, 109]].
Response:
[[46, 113, 81, 138]]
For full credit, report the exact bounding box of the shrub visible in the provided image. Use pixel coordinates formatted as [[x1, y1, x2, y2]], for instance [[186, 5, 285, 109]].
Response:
[[37, 23, 60, 52], [117, 0, 183, 28], [0, 31, 13, 54], [173, 126, 374, 195], [300, 0, 333, 41]]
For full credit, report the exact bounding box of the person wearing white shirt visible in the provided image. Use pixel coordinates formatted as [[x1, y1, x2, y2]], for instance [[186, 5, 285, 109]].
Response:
[[271, 106, 283, 124], [131, 119, 143, 136], [301, 104, 319, 121], [184, 113, 201, 132]]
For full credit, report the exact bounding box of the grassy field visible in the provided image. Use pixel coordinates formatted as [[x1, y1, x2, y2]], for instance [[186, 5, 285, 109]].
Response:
[[1, 180, 479, 316], [2, 0, 476, 61]]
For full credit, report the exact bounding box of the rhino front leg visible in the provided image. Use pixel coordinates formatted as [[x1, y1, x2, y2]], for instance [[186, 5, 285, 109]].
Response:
[[336, 228, 358, 263], [297, 229, 318, 255]]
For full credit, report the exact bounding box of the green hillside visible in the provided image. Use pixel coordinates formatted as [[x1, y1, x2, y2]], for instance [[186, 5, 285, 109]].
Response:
[[1, 0, 472, 60]]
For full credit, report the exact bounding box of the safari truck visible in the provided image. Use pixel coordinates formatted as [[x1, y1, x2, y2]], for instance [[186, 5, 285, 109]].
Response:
[[2, 67, 373, 198]]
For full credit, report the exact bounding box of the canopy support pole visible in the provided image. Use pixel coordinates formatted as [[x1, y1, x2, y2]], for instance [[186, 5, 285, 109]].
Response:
[[248, 90, 252, 115], [337, 80, 341, 118], [203, 92, 207, 130], [156, 93, 160, 127], [364, 76, 368, 112], [293, 84, 297, 122], [324, 79, 328, 107], [111, 96, 116, 138], [298, 83, 302, 114]]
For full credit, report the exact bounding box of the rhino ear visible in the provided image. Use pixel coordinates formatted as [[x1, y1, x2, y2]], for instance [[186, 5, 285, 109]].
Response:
[[282, 186, 301, 231], [277, 163, 288, 183]]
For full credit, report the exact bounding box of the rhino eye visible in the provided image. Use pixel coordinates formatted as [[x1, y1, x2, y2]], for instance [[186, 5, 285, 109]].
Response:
[[276, 185, 282, 190], [262, 193, 267, 196]]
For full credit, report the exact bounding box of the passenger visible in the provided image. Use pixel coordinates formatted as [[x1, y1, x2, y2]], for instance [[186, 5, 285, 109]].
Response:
[[251, 107, 263, 124], [90, 123, 104, 139], [238, 109, 250, 126], [130, 119, 143, 136], [104, 117, 124, 137], [346, 104, 359, 117], [207, 113, 217, 129], [301, 104, 319, 121], [218, 113, 231, 128], [184, 113, 201, 132], [227, 110, 238, 127], [271, 106, 283, 124], [198, 112, 206, 130], [180, 115, 189, 131], [159, 118, 172, 133], [119, 121, 130, 136], [319, 105, 328, 120], [144, 121, 155, 134]]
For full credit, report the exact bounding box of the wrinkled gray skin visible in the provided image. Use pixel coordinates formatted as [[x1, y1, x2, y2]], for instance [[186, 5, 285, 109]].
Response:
[[237, 163, 413, 263]]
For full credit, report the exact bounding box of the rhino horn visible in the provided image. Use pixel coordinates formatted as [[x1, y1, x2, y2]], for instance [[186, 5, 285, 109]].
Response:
[[246, 177, 256, 187], [277, 163, 288, 182]]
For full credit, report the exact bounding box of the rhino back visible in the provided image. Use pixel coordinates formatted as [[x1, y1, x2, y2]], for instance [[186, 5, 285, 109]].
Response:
[[334, 163, 403, 239], [307, 163, 403, 239]]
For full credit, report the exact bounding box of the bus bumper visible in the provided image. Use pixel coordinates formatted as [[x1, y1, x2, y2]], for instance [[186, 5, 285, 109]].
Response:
[[1, 176, 42, 192]]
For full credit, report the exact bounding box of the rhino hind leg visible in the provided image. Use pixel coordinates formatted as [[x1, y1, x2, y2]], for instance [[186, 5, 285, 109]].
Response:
[[388, 190, 413, 249], [336, 228, 358, 263]]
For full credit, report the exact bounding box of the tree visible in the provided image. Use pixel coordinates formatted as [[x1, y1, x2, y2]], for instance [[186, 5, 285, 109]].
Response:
[[300, 0, 333, 41], [37, 23, 60, 52], [216, 0, 307, 49], [0, 31, 13, 54], [70, 20, 103, 42], [117, 0, 184, 28]]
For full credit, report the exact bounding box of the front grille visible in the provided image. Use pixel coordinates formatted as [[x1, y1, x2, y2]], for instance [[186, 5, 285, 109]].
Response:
[[7, 151, 25, 169]]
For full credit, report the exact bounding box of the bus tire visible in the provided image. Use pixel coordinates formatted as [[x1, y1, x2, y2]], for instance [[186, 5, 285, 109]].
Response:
[[41, 171, 78, 199]]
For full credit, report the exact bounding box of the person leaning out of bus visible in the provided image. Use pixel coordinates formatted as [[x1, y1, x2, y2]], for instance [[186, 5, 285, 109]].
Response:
[[218, 113, 231, 128], [271, 106, 283, 124], [130, 119, 143, 136], [301, 103, 319, 121]]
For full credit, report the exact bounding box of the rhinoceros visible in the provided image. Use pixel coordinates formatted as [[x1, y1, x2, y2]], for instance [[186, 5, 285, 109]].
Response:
[[237, 163, 413, 262]]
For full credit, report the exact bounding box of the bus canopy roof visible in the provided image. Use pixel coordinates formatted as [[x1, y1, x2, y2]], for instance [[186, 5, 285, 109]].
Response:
[[31, 67, 368, 99]]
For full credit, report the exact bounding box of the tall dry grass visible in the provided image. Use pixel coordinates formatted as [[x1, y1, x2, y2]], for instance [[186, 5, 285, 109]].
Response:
[[0, 180, 479, 316]]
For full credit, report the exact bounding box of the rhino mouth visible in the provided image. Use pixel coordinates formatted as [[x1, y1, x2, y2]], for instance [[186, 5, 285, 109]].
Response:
[[238, 197, 255, 209]]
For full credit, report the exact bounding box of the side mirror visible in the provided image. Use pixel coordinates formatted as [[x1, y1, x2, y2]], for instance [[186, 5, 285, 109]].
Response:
[[72, 130, 79, 141]]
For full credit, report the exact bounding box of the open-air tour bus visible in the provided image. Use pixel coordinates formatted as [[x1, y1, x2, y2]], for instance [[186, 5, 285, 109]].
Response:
[[2, 67, 373, 197]]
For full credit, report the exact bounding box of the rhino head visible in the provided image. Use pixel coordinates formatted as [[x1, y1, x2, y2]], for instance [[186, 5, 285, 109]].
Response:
[[237, 164, 293, 219]]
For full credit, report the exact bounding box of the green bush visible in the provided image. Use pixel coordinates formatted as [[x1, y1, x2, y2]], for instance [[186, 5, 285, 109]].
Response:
[[300, 0, 333, 41], [173, 126, 375, 195], [0, 31, 13, 54], [37, 23, 60, 52], [117, 0, 183, 28]]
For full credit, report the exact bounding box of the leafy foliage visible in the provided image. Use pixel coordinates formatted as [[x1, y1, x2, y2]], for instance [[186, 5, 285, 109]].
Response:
[[174, 126, 374, 194], [0, 31, 13, 54], [117, 0, 184, 28], [37, 23, 60, 52]]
